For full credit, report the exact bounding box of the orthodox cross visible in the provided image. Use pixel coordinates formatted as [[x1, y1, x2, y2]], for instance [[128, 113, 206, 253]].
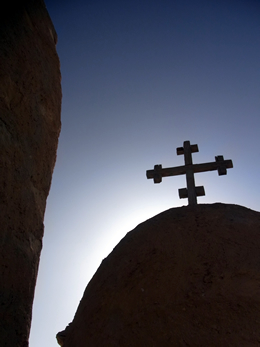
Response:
[[146, 141, 233, 205]]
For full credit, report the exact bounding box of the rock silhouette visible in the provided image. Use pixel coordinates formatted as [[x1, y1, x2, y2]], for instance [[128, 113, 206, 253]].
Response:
[[60, 204, 260, 347], [0, 1, 61, 346]]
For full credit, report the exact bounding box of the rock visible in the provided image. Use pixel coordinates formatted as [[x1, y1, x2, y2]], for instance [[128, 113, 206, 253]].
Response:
[[61, 204, 260, 347], [56, 324, 72, 347], [0, 1, 61, 346]]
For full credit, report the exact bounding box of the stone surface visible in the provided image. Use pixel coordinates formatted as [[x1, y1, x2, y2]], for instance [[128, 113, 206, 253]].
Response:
[[61, 204, 260, 347], [0, 1, 61, 346]]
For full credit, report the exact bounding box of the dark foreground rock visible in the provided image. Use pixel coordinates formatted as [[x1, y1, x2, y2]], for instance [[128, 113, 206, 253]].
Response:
[[60, 204, 260, 347], [0, 1, 61, 346]]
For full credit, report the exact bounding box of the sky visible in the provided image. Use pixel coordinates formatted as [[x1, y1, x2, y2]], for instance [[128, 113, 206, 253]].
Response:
[[29, 0, 260, 346]]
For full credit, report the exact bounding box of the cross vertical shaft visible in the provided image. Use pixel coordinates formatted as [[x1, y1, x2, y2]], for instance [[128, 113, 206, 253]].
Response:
[[183, 141, 197, 205]]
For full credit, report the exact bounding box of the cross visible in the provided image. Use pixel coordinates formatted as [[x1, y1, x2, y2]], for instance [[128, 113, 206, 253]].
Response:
[[146, 141, 233, 205]]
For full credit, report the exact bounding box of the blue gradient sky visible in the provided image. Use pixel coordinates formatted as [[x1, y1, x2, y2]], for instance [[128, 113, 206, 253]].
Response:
[[30, 1, 260, 346]]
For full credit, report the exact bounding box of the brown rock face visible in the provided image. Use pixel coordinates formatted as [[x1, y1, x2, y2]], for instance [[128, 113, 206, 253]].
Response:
[[62, 204, 260, 347], [0, 1, 61, 346]]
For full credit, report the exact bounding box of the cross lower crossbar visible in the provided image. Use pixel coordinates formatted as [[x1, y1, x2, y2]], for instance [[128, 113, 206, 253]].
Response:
[[146, 159, 233, 179]]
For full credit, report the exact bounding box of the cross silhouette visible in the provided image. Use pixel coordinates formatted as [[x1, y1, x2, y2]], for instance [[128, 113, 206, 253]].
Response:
[[146, 141, 233, 205]]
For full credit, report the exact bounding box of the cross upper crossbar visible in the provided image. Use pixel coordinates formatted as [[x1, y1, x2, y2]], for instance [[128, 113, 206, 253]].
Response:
[[146, 141, 233, 205]]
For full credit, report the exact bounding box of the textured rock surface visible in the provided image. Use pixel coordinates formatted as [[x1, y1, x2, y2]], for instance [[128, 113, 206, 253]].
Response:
[[62, 204, 260, 347], [0, 1, 61, 346]]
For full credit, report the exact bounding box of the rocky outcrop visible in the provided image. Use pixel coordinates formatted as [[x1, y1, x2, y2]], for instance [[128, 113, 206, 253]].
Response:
[[0, 1, 61, 346], [60, 204, 260, 347]]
